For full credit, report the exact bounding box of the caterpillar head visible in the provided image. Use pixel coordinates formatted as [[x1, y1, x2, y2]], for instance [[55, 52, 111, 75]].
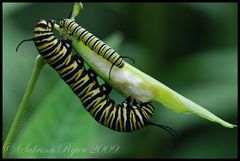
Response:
[[59, 19, 68, 28]]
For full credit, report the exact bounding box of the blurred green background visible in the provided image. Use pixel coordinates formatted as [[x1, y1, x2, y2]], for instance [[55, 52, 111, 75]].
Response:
[[3, 3, 237, 158]]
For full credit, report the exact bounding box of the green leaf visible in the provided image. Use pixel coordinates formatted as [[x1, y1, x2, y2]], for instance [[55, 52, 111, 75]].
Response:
[[11, 81, 99, 158]]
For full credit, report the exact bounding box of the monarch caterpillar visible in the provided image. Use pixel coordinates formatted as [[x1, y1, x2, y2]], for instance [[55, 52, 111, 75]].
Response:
[[58, 18, 134, 80], [16, 19, 177, 139], [59, 18, 124, 68]]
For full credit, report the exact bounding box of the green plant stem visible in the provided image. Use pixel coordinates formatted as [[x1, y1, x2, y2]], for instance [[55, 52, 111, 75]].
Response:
[[3, 55, 45, 158], [71, 2, 83, 19], [3, 3, 81, 158]]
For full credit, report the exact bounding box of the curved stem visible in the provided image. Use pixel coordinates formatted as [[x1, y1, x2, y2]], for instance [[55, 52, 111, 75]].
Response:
[[3, 55, 45, 158]]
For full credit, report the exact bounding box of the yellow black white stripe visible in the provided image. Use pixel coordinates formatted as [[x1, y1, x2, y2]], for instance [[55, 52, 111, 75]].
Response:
[[33, 19, 154, 132], [59, 18, 124, 68]]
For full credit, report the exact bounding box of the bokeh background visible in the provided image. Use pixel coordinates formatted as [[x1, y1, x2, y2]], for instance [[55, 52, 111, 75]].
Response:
[[3, 3, 237, 158]]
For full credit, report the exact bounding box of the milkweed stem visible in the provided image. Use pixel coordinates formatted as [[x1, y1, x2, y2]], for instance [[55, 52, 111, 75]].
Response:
[[3, 55, 45, 158], [71, 2, 83, 20]]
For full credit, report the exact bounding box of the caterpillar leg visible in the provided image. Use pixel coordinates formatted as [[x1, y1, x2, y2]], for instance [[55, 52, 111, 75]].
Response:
[[67, 42, 85, 66], [100, 83, 112, 95], [62, 39, 72, 49], [88, 68, 112, 95], [122, 96, 139, 108], [73, 53, 85, 68], [87, 68, 97, 79]]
